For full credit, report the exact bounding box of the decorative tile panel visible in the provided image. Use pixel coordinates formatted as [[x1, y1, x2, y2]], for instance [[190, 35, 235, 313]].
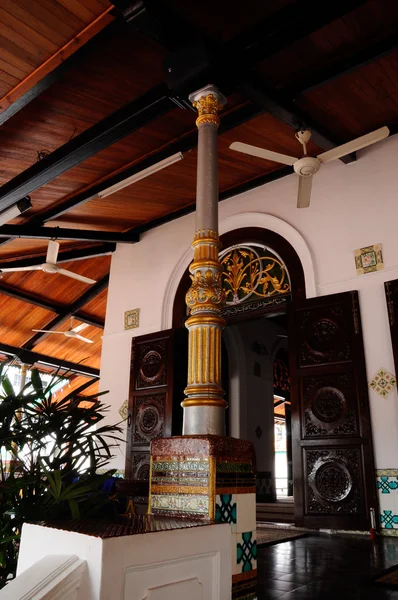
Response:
[[237, 531, 257, 573], [377, 475, 398, 494], [369, 368, 396, 398], [376, 469, 398, 536], [354, 243, 383, 275], [380, 510, 398, 529], [215, 494, 237, 532], [125, 308, 140, 330], [150, 494, 209, 514], [118, 399, 128, 421], [232, 571, 257, 600]]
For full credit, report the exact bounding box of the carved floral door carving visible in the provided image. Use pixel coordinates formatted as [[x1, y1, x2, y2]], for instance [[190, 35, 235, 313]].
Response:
[[126, 329, 187, 483], [289, 291, 377, 530]]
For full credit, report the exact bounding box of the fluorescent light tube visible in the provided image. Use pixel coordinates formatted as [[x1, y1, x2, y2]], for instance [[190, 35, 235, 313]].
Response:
[[98, 152, 184, 199], [0, 196, 32, 226]]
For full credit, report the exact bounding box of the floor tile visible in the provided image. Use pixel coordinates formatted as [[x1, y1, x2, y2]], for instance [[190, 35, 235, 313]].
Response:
[[257, 532, 398, 600]]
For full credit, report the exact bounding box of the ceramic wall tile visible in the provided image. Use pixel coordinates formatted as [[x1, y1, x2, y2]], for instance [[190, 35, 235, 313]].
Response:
[[215, 494, 237, 532], [236, 531, 257, 573], [236, 493, 256, 534], [230, 533, 239, 576], [376, 469, 398, 535]]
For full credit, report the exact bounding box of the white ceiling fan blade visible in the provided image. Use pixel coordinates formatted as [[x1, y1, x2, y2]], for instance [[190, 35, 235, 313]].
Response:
[[72, 323, 89, 333], [57, 269, 96, 284], [229, 142, 298, 166], [75, 334, 94, 344], [317, 126, 390, 164], [0, 266, 41, 273], [46, 240, 60, 264], [297, 175, 313, 209], [32, 330, 65, 334]]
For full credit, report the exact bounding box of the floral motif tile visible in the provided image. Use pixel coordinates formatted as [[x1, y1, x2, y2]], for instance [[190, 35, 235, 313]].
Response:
[[118, 399, 128, 421], [377, 475, 398, 494], [369, 368, 396, 398]]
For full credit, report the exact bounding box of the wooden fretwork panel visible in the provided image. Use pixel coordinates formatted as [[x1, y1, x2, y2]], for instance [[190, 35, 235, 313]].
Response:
[[289, 291, 377, 530]]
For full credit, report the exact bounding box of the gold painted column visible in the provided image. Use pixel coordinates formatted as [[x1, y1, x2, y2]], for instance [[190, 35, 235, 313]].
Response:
[[182, 85, 227, 436]]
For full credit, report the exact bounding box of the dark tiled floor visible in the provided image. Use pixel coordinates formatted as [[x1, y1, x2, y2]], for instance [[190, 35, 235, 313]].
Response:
[[257, 534, 398, 599]]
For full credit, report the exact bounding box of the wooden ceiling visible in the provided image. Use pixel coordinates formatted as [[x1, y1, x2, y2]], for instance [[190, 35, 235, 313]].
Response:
[[0, 0, 397, 392]]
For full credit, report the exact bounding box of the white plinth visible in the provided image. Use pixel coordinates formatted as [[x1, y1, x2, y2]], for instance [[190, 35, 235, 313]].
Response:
[[6, 521, 232, 600]]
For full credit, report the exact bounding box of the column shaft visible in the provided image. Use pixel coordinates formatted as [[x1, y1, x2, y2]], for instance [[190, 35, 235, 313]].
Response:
[[182, 85, 227, 436]]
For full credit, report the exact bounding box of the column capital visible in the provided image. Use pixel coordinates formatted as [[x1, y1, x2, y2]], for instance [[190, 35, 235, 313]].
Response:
[[189, 84, 227, 128]]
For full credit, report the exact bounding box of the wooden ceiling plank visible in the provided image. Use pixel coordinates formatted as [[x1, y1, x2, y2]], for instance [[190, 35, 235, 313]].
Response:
[[0, 84, 174, 210], [0, 341, 100, 377], [0, 7, 59, 54], [1, 0, 68, 47], [0, 10, 116, 123], [24, 274, 109, 349], [0, 282, 104, 328]]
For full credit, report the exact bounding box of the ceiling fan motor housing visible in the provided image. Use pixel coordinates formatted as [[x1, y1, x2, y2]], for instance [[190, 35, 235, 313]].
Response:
[[293, 156, 321, 177]]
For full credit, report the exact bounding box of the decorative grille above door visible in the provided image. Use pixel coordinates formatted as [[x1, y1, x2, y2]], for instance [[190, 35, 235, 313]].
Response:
[[219, 243, 292, 318]]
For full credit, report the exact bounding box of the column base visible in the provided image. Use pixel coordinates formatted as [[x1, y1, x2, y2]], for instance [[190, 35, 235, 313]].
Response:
[[182, 404, 226, 436], [150, 435, 257, 598]]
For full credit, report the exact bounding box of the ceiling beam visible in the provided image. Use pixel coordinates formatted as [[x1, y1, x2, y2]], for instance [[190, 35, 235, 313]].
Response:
[[0, 342, 99, 378], [225, 0, 366, 66], [285, 34, 398, 99], [238, 77, 355, 163], [28, 103, 263, 224], [0, 85, 174, 212], [0, 19, 120, 127], [0, 282, 104, 329], [0, 244, 115, 269], [24, 275, 109, 349], [0, 225, 139, 244]]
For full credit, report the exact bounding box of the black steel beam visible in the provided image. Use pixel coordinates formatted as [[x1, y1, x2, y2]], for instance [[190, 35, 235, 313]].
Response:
[[35, 103, 263, 223], [0, 282, 104, 328], [226, 0, 366, 66], [238, 78, 355, 164], [0, 19, 121, 127], [0, 85, 174, 211], [0, 342, 99, 378], [24, 275, 109, 349], [284, 34, 398, 98], [0, 244, 115, 269], [0, 225, 138, 244]]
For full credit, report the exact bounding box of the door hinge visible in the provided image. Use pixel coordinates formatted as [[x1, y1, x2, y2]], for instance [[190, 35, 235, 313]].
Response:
[[385, 282, 395, 327]]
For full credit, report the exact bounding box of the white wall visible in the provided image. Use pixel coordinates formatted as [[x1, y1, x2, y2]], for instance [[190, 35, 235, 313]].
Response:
[[100, 133, 398, 472]]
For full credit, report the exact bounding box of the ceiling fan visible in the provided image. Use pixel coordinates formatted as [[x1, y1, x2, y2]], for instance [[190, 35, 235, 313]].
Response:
[[32, 318, 94, 344], [230, 126, 390, 208], [0, 240, 96, 284]]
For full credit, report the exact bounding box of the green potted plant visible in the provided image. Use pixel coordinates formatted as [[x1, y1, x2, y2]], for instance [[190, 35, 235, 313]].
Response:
[[0, 363, 123, 588]]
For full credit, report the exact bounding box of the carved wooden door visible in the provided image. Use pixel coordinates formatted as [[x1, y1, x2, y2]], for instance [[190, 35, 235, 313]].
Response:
[[385, 279, 398, 377], [289, 291, 377, 530], [126, 328, 187, 482]]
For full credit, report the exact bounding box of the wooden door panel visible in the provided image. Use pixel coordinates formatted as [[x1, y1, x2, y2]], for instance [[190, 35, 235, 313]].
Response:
[[131, 393, 169, 445], [297, 301, 354, 367], [126, 328, 188, 480], [290, 291, 376, 530], [385, 279, 398, 377], [301, 372, 359, 439]]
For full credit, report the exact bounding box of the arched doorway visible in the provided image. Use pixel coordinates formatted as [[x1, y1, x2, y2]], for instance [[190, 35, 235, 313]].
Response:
[[171, 226, 377, 531], [173, 227, 305, 521]]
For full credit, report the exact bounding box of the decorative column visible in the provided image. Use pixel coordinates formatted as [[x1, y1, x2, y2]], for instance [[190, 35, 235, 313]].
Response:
[[149, 84, 258, 600], [182, 84, 227, 436]]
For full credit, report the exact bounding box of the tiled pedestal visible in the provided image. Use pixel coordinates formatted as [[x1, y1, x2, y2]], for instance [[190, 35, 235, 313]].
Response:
[[150, 435, 257, 599]]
